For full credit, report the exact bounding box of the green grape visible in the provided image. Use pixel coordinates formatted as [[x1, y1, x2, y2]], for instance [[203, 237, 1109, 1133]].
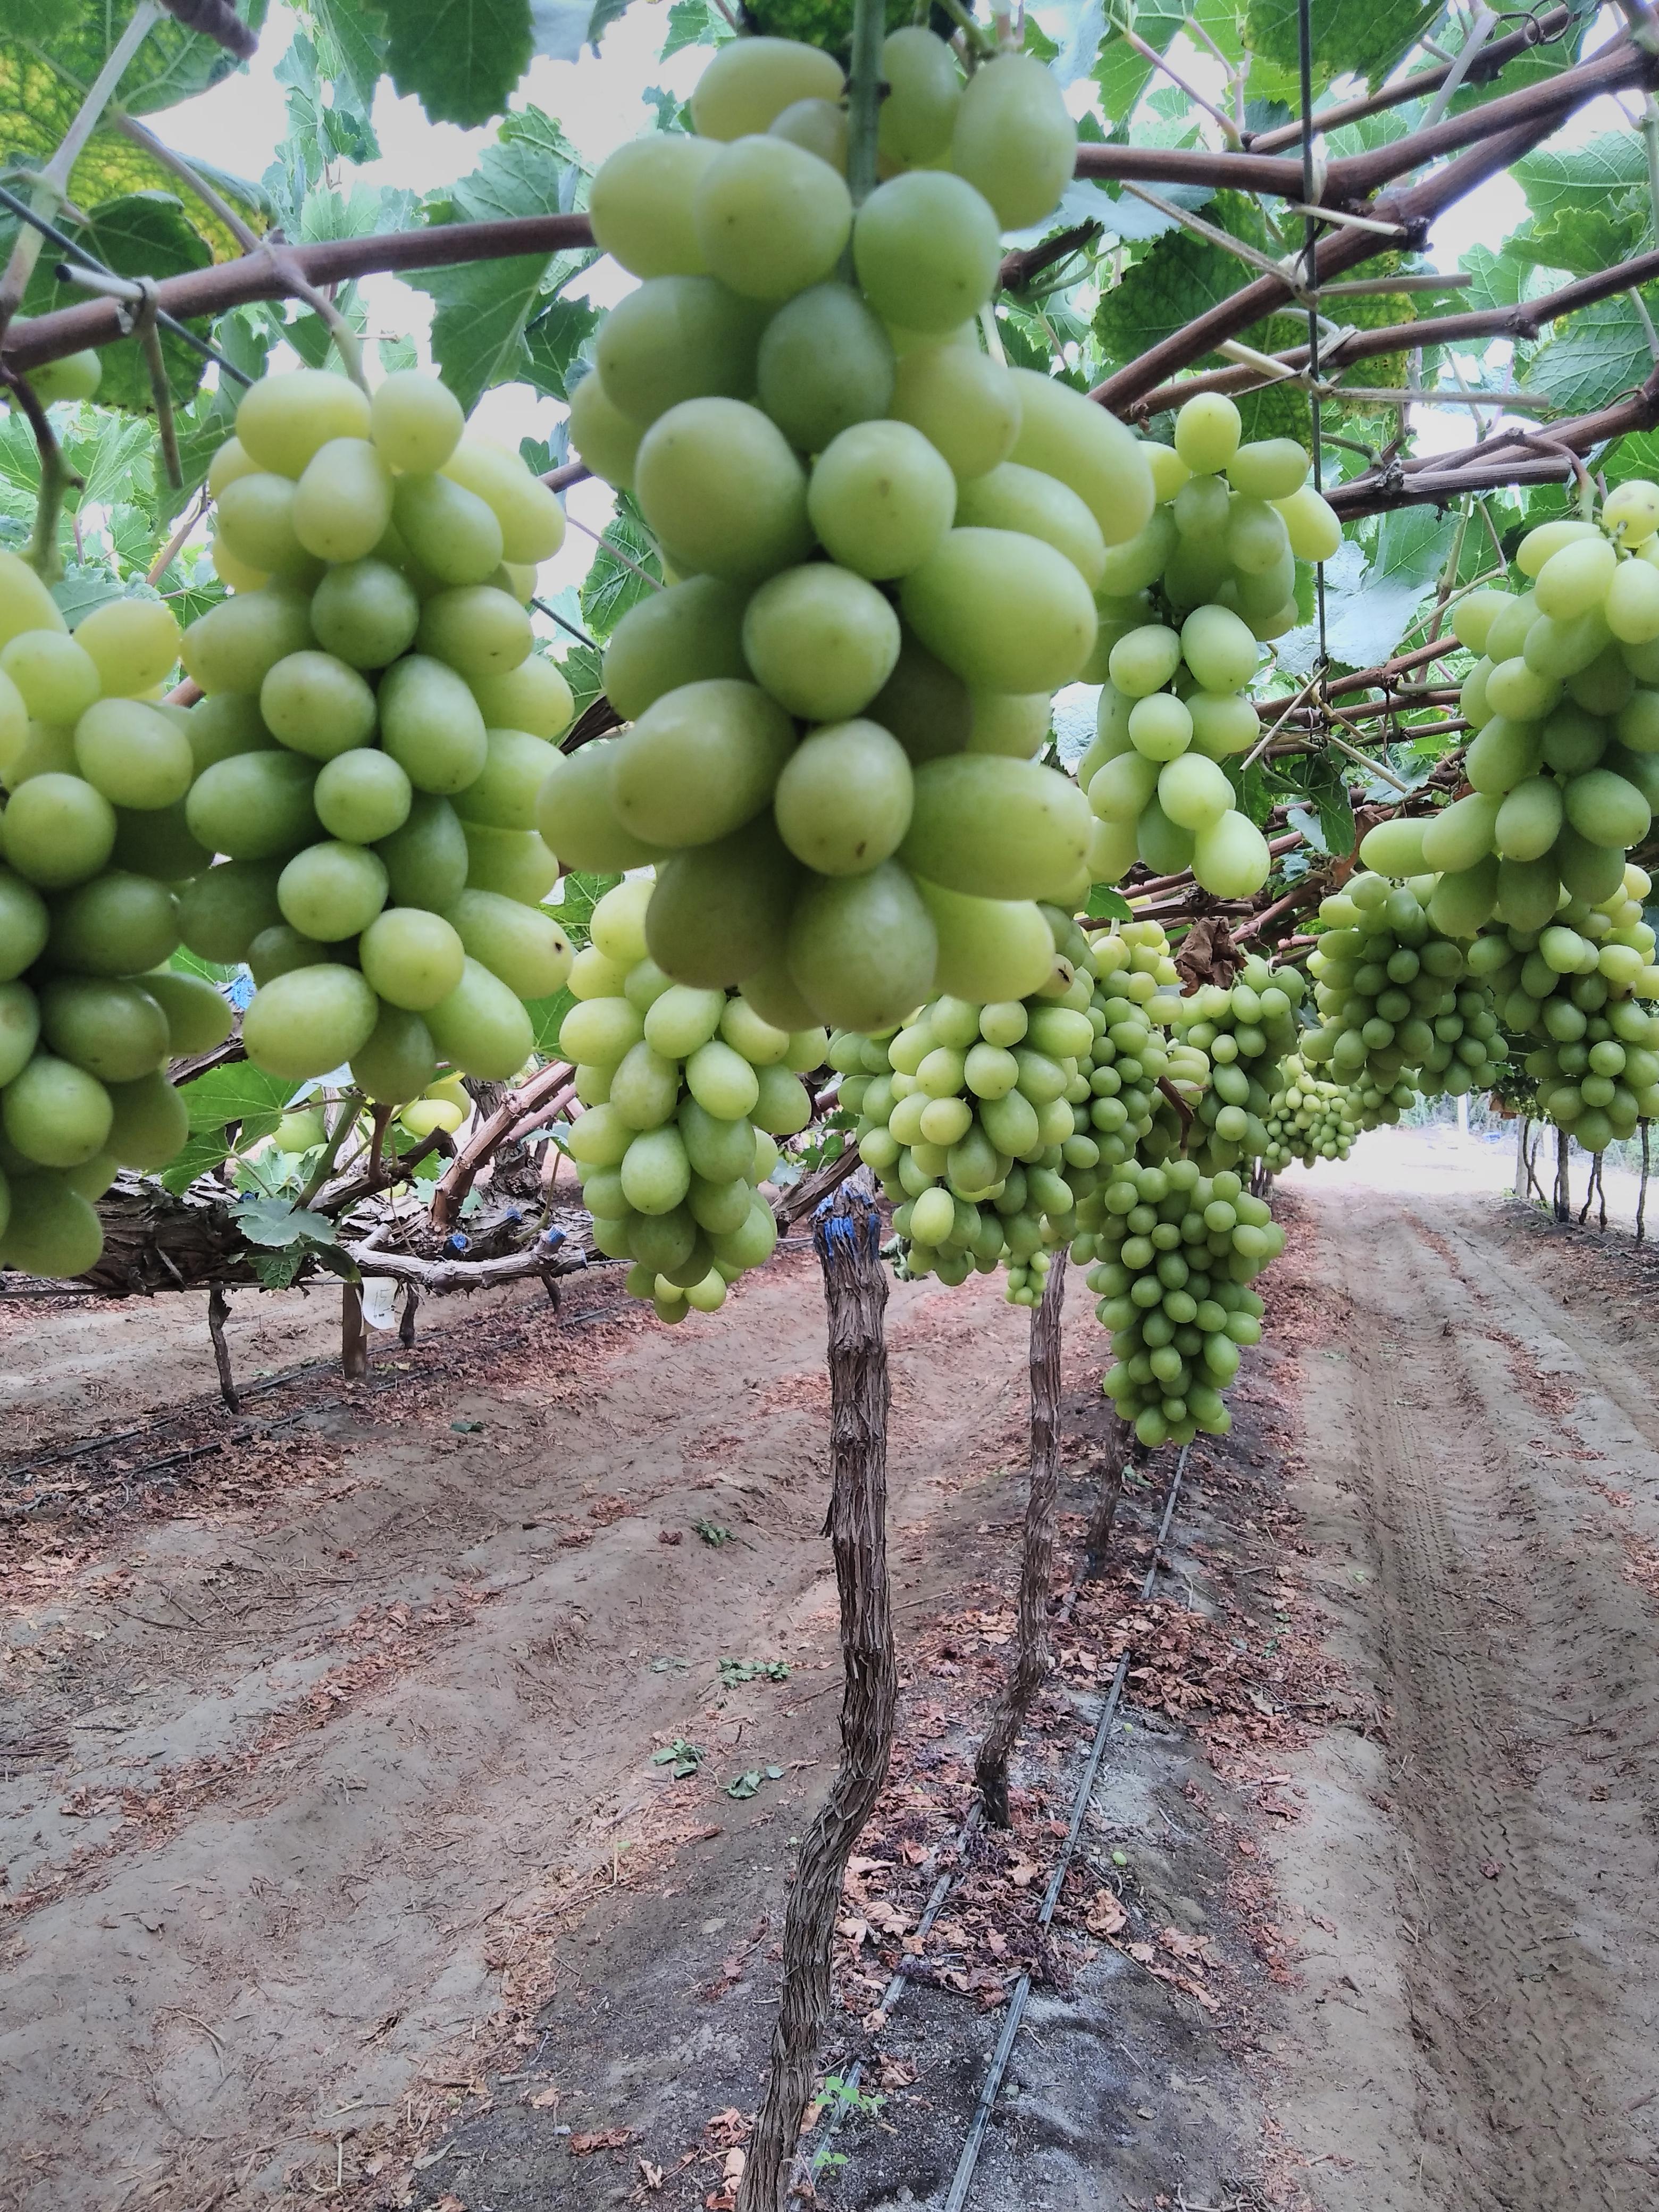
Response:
[[358, 906, 466, 1011], [0, 667, 22, 770], [48, 872, 179, 976], [769, 96, 848, 169], [773, 718, 913, 874], [756, 283, 895, 456], [249, 925, 332, 986], [177, 858, 282, 962], [391, 474, 504, 589], [471, 655, 574, 741], [16, 346, 101, 405], [0, 718, 74, 790], [953, 463, 1105, 590], [1173, 473, 1230, 540], [257, 651, 378, 763], [712, 1195, 777, 1272], [71, 699, 193, 812], [244, 962, 380, 1080], [278, 840, 389, 941], [967, 691, 1049, 758], [1181, 604, 1260, 692], [460, 822, 559, 907], [686, 1037, 761, 1120], [376, 792, 470, 910], [741, 565, 901, 720], [693, 134, 851, 301], [567, 370, 644, 491], [603, 577, 749, 723], [0, 978, 39, 1084], [1534, 535, 1618, 621], [899, 527, 1097, 692], [852, 171, 1002, 334], [368, 371, 464, 475], [1565, 766, 1651, 848], [1226, 497, 1291, 577], [787, 859, 937, 1030], [181, 582, 313, 697], [141, 969, 231, 1055], [1127, 694, 1192, 762], [1187, 690, 1258, 759], [0, 550, 67, 649], [424, 957, 534, 1079], [867, 631, 972, 763], [183, 693, 274, 774], [752, 1059, 810, 1134], [445, 887, 571, 1000], [0, 632, 98, 726], [678, 1095, 756, 1183], [902, 756, 1090, 900], [1274, 484, 1342, 563], [3, 773, 116, 888], [950, 51, 1074, 228], [588, 133, 721, 277], [562, 995, 645, 1065], [1008, 369, 1155, 546], [635, 398, 812, 584], [4, 1053, 112, 1167], [724, 995, 793, 1065], [101, 1069, 189, 1170], [1428, 855, 1498, 936], [1467, 713, 1546, 792], [0, 1173, 102, 1279], [236, 368, 372, 477], [596, 278, 770, 429], [878, 27, 960, 165], [537, 744, 667, 872], [0, 868, 48, 979], [1226, 438, 1308, 501], [916, 879, 1055, 1003], [187, 749, 319, 861], [643, 983, 725, 1061], [378, 655, 488, 794], [611, 678, 795, 848], [620, 1124, 692, 1215], [647, 818, 801, 987], [1088, 750, 1159, 822], [1172, 393, 1241, 476], [349, 1002, 438, 1103], [1158, 751, 1233, 830], [1189, 810, 1268, 898], [454, 728, 555, 832], [442, 443, 566, 565], [1421, 790, 1502, 873], [807, 420, 957, 581], [315, 748, 413, 844], [690, 35, 844, 140], [215, 473, 316, 579], [890, 343, 1020, 481], [1136, 794, 1193, 874], [611, 1040, 682, 1128], [308, 558, 421, 671], [1606, 560, 1659, 646], [40, 976, 169, 1082]]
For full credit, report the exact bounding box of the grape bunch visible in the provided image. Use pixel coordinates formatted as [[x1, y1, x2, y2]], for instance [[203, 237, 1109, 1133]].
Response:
[[1166, 951, 1305, 1171], [558, 877, 826, 1322], [1412, 487, 1659, 935], [1075, 1152, 1283, 1449], [1262, 1056, 1360, 1170], [0, 555, 236, 1278], [548, 28, 1144, 1034], [1468, 863, 1659, 1151], [1079, 391, 1339, 900], [175, 367, 578, 1101], [1303, 872, 1502, 1097]]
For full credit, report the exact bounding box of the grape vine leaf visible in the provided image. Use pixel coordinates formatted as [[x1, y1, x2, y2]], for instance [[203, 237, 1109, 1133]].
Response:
[[522, 297, 605, 405], [1243, 0, 1437, 91], [231, 1195, 340, 1247], [581, 504, 663, 634], [29, 193, 214, 413], [1094, 193, 1273, 366], [659, 0, 734, 58], [180, 1060, 297, 1141], [1522, 295, 1657, 416], [410, 110, 583, 414], [385, 0, 533, 126], [1092, 2, 1187, 124], [305, 0, 388, 110]]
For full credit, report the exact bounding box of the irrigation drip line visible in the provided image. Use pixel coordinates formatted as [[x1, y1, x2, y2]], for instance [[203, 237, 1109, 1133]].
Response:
[[798, 1443, 1192, 2198]]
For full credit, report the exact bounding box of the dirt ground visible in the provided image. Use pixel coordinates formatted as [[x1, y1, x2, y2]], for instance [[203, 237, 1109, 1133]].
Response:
[[5, 1146, 1659, 2210]]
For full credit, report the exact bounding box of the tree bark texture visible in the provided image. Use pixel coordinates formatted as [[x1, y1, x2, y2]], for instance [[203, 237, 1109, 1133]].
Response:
[[974, 1251, 1068, 1828], [1640, 1121, 1650, 1245], [1554, 1125, 1572, 1224], [206, 1284, 238, 1412], [737, 1188, 896, 2212], [1085, 1409, 1141, 1580], [340, 1280, 367, 1380]]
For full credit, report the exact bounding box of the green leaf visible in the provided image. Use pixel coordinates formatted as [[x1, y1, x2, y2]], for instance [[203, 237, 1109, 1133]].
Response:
[[580, 501, 663, 635], [1514, 132, 1648, 225], [409, 110, 582, 413], [1086, 884, 1133, 919], [251, 1246, 309, 1289], [54, 193, 214, 411], [157, 1128, 231, 1195], [231, 1194, 340, 1247], [308, 0, 389, 110], [1458, 243, 1530, 317], [157, 306, 269, 530], [1094, 192, 1272, 367], [1092, 3, 1187, 126], [660, 0, 734, 57], [522, 297, 604, 404], [52, 564, 143, 626], [1243, 0, 1436, 90], [385, 0, 532, 126], [548, 871, 622, 948], [181, 1061, 297, 1140], [1523, 294, 1656, 415], [523, 986, 575, 1054]]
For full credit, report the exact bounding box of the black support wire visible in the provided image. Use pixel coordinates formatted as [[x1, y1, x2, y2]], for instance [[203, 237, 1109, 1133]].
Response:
[[1297, 0, 1331, 710]]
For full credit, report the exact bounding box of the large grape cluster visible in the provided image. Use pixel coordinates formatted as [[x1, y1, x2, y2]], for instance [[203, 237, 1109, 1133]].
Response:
[[1166, 951, 1305, 1171], [1467, 862, 1659, 1151], [1079, 391, 1338, 901], [1262, 1055, 1360, 1169], [1075, 1152, 1283, 1449], [1386, 486, 1659, 936], [0, 558, 236, 1276], [546, 29, 1144, 1036], [559, 877, 826, 1322], [1303, 872, 1503, 1097], [175, 367, 578, 1099]]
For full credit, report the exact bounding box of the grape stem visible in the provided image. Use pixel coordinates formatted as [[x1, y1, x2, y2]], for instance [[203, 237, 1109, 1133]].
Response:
[[0, 362, 83, 583], [299, 1095, 367, 1211], [844, 0, 887, 209]]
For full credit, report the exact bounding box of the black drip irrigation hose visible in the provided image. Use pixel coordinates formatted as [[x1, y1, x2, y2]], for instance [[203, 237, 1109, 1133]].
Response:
[[798, 1442, 1192, 2200]]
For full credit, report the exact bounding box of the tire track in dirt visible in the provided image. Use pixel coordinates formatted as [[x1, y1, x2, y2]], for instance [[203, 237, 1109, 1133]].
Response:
[[1310, 1194, 1657, 2210]]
